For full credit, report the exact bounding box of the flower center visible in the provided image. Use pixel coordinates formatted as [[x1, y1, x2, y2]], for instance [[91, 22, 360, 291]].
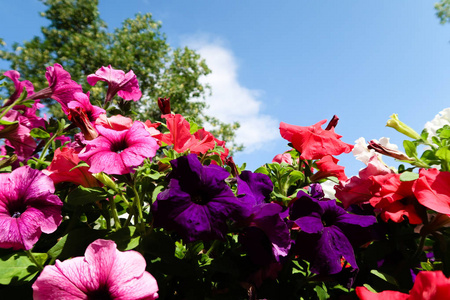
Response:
[[111, 139, 128, 154], [11, 212, 21, 218], [321, 211, 336, 227], [191, 190, 210, 205], [8, 202, 26, 219], [87, 286, 112, 300]]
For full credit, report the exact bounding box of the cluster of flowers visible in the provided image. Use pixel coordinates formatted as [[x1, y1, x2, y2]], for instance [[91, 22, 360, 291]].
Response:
[[1, 63, 450, 299]]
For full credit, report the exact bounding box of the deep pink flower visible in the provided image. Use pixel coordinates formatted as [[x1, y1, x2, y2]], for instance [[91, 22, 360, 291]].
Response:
[[78, 121, 159, 175], [0, 166, 63, 250], [413, 168, 450, 215], [67, 92, 105, 140], [272, 152, 294, 165], [87, 65, 142, 103], [43, 147, 100, 188], [3, 70, 34, 102], [0, 110, 37, 161], [335, 155, 393, 209], [32, 239, 159, 300], [356, 270, 450, 300], [95, 114, 134, 131], [279, 119, 353, 160], [30, 63, 83, 113]]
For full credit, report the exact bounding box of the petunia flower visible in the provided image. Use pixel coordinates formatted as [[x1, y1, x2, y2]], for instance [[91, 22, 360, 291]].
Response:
[[335, 155, 393, 209], [279, 118, 353, 160], [87, 65, 142, 103], [78, 121, 159, 175], [32, 239, 159, 300], [290, 184, 376, 276], [43, 146, 100, 188], [413, 168, 450, 215], [311, 155, 348, 182], [369, 173, 422, 224], [0, 166, 63, 250], [29, 63, 83, 113], [67, 92, 106, 140], [95, 114, 134, 131], [356, 270, 450, 300], [152, 154, 246, 242], [3, 70, 35, 103], [0, 110, 37, 162]]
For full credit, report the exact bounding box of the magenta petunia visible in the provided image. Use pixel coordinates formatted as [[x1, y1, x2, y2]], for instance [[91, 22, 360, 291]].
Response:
[[0, 166, 63, 250], [78, 121, 159, 175], [87, 65, 142, 103], [3, 70, 35, 102], [29, 63, 83, 113], [32, 239, 159, 300]]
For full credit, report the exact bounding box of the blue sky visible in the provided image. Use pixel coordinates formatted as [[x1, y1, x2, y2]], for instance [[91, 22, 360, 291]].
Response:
[[2, 0, 450, 176]]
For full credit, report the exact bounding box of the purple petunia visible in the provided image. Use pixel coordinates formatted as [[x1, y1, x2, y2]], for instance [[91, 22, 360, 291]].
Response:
[[152, 154, 246, 243], [0, 166, 63, 250], [237, 171, 291, 265], [290, 184, 376, 276], [32, 239, 159, 300], [78, 121, 159, 175]]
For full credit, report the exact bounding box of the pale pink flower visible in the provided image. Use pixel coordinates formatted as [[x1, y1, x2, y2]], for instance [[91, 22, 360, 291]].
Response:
[[78, 121, 159, 175], [0, 166, 63, 250], [87, 65, 142, 103], [32, 239, 159, 300]]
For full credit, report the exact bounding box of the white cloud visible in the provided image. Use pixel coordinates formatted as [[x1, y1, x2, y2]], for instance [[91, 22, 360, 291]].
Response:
[[183, 36, 279, 153]]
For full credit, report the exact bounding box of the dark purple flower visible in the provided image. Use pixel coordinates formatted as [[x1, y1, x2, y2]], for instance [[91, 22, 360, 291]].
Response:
[[152, 154, 246, 243], [238, 171, 290, 265], [290, 186, 376, 276]]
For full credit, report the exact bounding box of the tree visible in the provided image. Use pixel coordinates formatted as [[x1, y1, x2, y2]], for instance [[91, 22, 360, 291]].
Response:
[[0, 0, 241, 151], [436, 0, 450, 24]]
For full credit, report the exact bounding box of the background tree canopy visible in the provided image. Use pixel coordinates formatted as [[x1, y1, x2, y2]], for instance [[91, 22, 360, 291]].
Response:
[[0, 0, 242, 151]]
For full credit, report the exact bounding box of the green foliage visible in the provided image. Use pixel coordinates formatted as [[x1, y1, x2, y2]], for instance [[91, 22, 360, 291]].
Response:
[[436, 0, 450, 24], [0, 0, 241, 150]]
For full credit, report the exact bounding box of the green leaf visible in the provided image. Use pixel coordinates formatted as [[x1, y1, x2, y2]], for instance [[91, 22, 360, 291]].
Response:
[[47, 235, 68, 260], [69, 162, 91, 172], [399, 171, 419, 182], [106, 226, 139, 251], [0, 252, 48, 284], [403, 140, 417, 158], [254, 166, 269, 175], [0, 119, 18, 126], [287, 170, 305, 186], [152, 185, 164, 203], [30, 128, 51, 139], [314, 284, 329, 300], [436, 146, 450, 162], [370, 269, 399, 286], [66, 186, 108, 206]]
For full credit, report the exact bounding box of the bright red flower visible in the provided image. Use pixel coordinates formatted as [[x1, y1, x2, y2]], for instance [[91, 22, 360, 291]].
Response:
[[413, 168, 450, 215], [279, 119, 353, 160], [369, 173, 422, 224], [43, 147, 100, 188], [356, 270, 450, 300], [311, 155, 347, 182]]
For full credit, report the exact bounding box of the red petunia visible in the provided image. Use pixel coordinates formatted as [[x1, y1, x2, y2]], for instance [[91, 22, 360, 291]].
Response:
[[279, 119, 353, 160], [413, 168, 450, 215]]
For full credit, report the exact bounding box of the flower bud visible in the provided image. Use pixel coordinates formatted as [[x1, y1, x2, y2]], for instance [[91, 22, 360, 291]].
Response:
[[92, 172, 118, 191], [157, 97, 171, 114], [386, 114, 421, 140]]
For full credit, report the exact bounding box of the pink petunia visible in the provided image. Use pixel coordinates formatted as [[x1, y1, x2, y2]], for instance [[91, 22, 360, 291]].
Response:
[[32, 239, 159, 300], [87, 65, 142, 103], [78, 121, 159, 175], [28, 63, 83, 113], [0, 166, 63, 250], [3, 70, 35, 103], [279, 119, 353, 160], [311, 155, 348, 182]]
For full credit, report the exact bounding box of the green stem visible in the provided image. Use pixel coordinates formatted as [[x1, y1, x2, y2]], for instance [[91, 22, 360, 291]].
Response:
[[206, 240, 221, 256], [0, 94, 25, 120], [25, 250, 44, 271], [131, 184, 146, 234], [108, 195, 122, 230]]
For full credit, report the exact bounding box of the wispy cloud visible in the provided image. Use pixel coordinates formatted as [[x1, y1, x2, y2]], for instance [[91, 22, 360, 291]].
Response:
[[183, 35, 279, 153]]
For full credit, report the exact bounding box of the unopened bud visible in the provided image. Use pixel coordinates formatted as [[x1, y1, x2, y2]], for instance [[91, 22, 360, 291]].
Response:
[[92, 172, 118, 191], [157, 97, 171, 114], [325, 115, 339, 131], [368, 140, 413, 161], [386, 114, 421, 140]]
